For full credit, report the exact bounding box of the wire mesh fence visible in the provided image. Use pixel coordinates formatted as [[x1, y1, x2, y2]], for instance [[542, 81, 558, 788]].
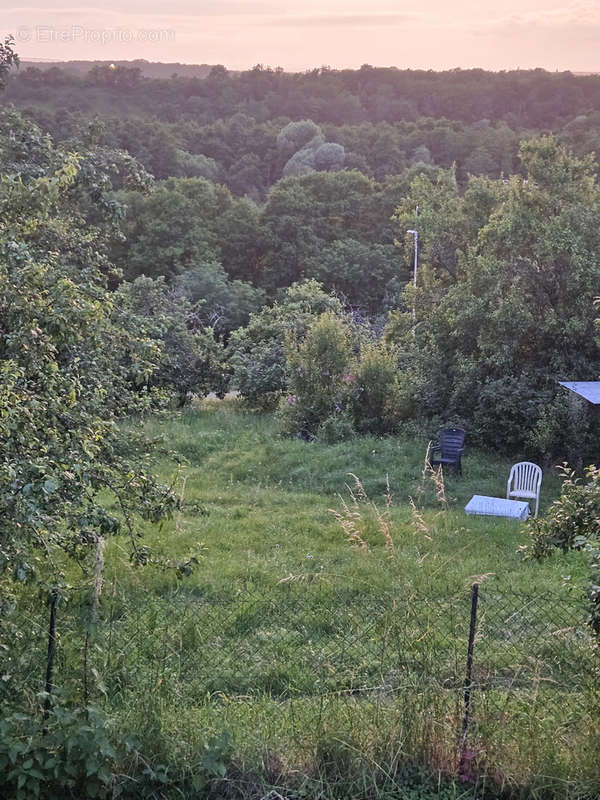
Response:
[[9, 579, 597, 787], [96, 581, 598, 714]]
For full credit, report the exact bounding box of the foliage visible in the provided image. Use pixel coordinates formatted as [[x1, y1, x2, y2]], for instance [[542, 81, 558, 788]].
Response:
[[315, 409, 357, 443], [280, 129, 345, 178], [350, 342, 413, 434], [175, 149, 221, 181], [260, 168, 396, 296], [118, 275, 231, 405], [229, 280, 344, 409], [524, 464, 600, 643], [0, 699, 233, 799], [0, 35, 18, 90], [387, 137, 600, 456], [0, 704, 116, 800], [174, 262, 265, 334], [314, 141, 345, 171], [280, 312, 355, 438], [10, 62, 600, 132], [114, 177, 230, 280], [0, 161, 178, 581], [277, 119, 323, 157]]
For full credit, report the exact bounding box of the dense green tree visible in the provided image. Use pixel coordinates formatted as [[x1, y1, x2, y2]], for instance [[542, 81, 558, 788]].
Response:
[[175, 149, 221, 181], [120, 275, 231, 403], [0, 158, 176, 586], [0, 35, 18, 90], [115, 177, 230, 279], [229, 280, 343, 409], [215, 197, 267, 283], [388, 137, 600, 455], [260, 169, 377, 289], [309, 238, 397, 311], [277, 120, 323, 158], [393, 168, 505, 287], [174, 263, 264, 334]]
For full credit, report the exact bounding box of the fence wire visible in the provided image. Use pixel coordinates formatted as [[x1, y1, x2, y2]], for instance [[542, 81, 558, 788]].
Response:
[[8, 581, 597, 785], [95, 583, 597, 709]]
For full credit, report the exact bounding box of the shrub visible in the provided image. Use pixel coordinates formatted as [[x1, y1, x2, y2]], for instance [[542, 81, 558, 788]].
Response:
[[316, 411, 356, 443], [280, 312, 355, 438], [524, 464, 600, 644], [231, 339, 286, 411], [0, 705, 116, 800], [230, 280, 344, 410], [350, 342, 413, 434]]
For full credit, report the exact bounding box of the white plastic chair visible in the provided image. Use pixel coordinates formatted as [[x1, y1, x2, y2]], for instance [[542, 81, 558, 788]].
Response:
[[506, 462, 542, 517]]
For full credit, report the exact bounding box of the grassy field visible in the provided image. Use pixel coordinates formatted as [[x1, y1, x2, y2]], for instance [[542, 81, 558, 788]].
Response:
[[128, 400, 576, 599], [16, 402, 600, 799]]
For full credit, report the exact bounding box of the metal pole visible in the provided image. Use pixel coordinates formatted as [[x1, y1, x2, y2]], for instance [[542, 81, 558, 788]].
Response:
[[407, 230, 418, 327], [413, 231, 418, 324], [458, 582, 479, 776], [43, 588, 59, 722]]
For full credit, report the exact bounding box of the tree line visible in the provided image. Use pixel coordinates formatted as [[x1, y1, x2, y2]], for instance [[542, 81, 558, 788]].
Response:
[[7, 62, 600, 128]]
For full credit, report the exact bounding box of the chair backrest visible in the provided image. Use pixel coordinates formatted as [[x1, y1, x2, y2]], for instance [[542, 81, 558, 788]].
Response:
[[508, 461, 542, 493], [439, 427, 466, 458]]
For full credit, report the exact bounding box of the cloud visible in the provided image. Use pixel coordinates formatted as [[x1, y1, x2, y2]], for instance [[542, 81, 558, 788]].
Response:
[[468, 2, 600, 34], [267, 12, 426, 29], [5, 0, 600, 71], [4, 2, 278, 18]]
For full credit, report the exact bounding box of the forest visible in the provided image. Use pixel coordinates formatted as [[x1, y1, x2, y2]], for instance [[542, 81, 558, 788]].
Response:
[[3, 35, 600, 799], [5, 55, 600, 456]]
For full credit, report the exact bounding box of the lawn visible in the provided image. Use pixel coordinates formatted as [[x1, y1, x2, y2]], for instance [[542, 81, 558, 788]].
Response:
[[19, 403, 600, 799], [128, 400, 575, 600]]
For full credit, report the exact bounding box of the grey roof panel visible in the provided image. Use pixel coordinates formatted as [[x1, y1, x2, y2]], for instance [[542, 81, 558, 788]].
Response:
[[559, 381, 600, 404]]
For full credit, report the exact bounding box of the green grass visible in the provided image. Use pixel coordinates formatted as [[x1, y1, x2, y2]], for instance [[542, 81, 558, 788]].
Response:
[[11, 403, 600, 799], [122, 401, 579, 600]]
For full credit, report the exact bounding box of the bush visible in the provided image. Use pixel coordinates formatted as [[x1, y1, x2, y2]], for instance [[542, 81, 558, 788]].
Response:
[[524, 464, 600, 643], [231, 339, 286, 411], [316, 410, 356, 443], [350, 342, 413, 434], [229, 280, 344, 410], [280, 312, 355, 438], [0, 704, 116, 800], [0, 701, 233, 799]]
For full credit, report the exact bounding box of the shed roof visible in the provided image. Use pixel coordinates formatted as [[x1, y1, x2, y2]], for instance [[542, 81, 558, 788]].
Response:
[[559, 381, 600, 404]]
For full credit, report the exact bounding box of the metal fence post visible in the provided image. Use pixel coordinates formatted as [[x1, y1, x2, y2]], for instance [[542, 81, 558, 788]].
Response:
[[458, 582, 479, 774]]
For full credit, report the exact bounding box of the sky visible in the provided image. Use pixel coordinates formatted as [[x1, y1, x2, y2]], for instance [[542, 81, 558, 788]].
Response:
[[4, 0, 600, 72]]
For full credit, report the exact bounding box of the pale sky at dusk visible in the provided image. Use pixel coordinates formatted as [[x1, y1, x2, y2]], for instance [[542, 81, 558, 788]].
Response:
[[4, 1, 600, 72]]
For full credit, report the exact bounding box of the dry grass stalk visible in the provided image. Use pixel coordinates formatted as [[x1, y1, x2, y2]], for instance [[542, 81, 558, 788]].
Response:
[[91, 535, 106, 623], [347, 472, 368, 502], [409, 496, 432, 541], [371, 474, 394, 555], [329, 473, 395, 554], [329, 493, 369, 551], [423, 441, 433, 479], [430, 464, 447, 507], [421, 441, 447, 508]]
